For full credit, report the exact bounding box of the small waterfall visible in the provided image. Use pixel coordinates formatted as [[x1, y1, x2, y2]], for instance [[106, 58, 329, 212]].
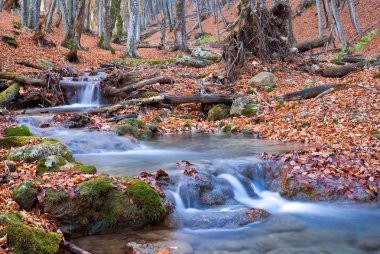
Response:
[[59, 72, 106, 106], [170, 186, 186, 210]]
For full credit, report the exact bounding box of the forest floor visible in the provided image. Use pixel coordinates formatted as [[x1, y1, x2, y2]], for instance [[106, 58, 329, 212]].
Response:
[[0, 1, 380, 252]]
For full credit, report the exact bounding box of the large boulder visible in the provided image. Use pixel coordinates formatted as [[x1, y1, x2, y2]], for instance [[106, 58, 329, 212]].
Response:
[[230, 96, 259, 117], [191, 47, 221, 62], [207, 104, 230, 121], [249, 72, 278, 88], [7, 138, 74, 162], [12, 179, 41, 210], [175, 55, 212, 68]]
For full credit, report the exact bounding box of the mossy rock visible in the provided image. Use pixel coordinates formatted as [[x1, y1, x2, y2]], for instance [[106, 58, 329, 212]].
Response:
[[12, 21, 22, 29], [230, 97, 259, 117], [1, 35, 18, 48], [72, 162, 97, 174], [207, 104, 230, 121], [0, 213, 61, 254], [5, 125, 33, 137], [114, 119, 156, 139], [0, 136, 44, 149], [37, 155, 68, 175], [79, 177, 116, 200], [12, 180, 41, 210], [7, 139, 74, 162], [125, 179, 166, 222]]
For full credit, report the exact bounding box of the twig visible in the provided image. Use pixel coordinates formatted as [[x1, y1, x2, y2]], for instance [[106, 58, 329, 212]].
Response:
[[252, 89, 272, 110], [306, 87, 336, 107], [349, 18, 380, 44], [356, 83, 380, 94]]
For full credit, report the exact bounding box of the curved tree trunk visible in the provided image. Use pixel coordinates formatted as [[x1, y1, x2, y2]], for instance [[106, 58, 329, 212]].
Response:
[[347, 0, 361, 35]]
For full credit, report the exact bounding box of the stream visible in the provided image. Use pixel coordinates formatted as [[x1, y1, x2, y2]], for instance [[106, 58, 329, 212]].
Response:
[[16, 74, 380, 254]]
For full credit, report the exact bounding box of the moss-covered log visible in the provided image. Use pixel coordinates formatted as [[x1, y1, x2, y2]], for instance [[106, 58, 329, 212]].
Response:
[[0, 72, 46, 86], [16, 61, 46, 70], [294, 36, 331, 52], [0, 82, 19, 106], [322, 61, 366, 78], [1, 35, 18, 48]]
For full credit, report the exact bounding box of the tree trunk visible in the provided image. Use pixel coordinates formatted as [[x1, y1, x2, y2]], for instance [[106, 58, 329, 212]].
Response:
[[195, 0, 203, 33], [330, 0, 346, 46], [99, 0, 121, 50], [322, 61, 366, 78], [21, 0, 29, 27], [73, 0, 86, 49], [59, 0, 74, 48], [173, 0, 189, 52], [0, 0, 3, 12], [0, 72, 46, 86], [120, 0, 129, 38], [97, 0, 103, 36], [315, 0, 323, 37], [126, 0, 139, 57], [216, 0, 228, 28], [0, 83, 19, 106], [45, 0, 57, 32], [347, 0, 361, 35], [28, 0, 38, 29]]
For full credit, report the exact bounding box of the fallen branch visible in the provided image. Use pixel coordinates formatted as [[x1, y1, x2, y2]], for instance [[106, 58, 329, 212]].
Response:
[[306, 87, 336, 107], [89, 94, 233, 114], [107, 113, 138, 122], [60, 239, 92, 254], [342, 55, 365, 63], [275, 84, 341, 101], [136, 43, 163, 49], [104, 76, 175, 96], [322, 61, 366, 78], [0, 83, 19, 106], [16, 61, 46, 70], [349, 18, 380, 44], [293, 36, 331, 52], [0, 72, 45, 86]]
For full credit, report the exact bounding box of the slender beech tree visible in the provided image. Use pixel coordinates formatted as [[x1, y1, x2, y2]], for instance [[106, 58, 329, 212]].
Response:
[[316, 0, 324, 37], [330, 0, 346, 46], [73, 0, 86, 49], [347, 0, 361, 35], [45, 0, 57, 32], [99, 0, 121, 51], [126, 0, 139, 57], [173, 0, 189, 52]]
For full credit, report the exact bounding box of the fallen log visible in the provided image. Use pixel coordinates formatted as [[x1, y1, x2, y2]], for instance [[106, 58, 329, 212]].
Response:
[[0, 72, 46, 86], [342, 55, 366, 63], [16, 61, 46, 70], [60, 240, 92, 254], [136, 43, 163, 49], [275, 84, 340, 101], [294, 36, 331, 52], [322, 61, 366, 78], [107, 113, 138, 122], [0, 83, 19, 106], [140, 27, 160, 40], [104, 76, 175, 96], [89, 94, 233, 114]]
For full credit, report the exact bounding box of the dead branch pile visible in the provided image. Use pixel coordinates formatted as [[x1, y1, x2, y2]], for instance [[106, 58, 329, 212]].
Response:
[[223, 1, 292, 80]]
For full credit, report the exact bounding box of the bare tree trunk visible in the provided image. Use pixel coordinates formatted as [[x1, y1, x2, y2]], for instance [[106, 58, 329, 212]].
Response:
[[0, 0, 3, 12], [216, 0, 228, 28], [99, 0, 121, 50], [73, 0, 86, 49], [173, 0, 189, 52], [45, 0, 57, 32], [97, 0, 103, 36], [214, 0, 220, 42], [330, 0, 346, 46], [195, 0, 203, 33], [21, 0, 29, 27], [120, 0, 129, 38], [126, 0, 139, 57], [347, 0, 361, 35], [316, 0, 323, 37], [60, 0, 74, 48], [28, 0, 38, 29]]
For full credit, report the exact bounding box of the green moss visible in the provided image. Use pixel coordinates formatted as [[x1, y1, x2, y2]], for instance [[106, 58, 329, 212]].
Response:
[[204, 54, 221, 62], [1, 35, 18, 48], [36, 58, 54, 68], [300, 121, 311, 128], [111, 58, 175, 65], [12, 180, 40, 210], [183, 121, 191, 128], [36, 155, 68, 175], [196, 73, 209, 79], [5, 125, 33, 137], [195, 34, 217, 45], [247, 88, 255, 95], [1, 213, 60, 254], [375, 72, 380, 79], [330, 58, 344, 65], [61, 35, 73, 49], [114, 124, 141, 138], [97, 33, 105, 48], [0, 136, 43, 149], [0, 82, 19, 104], [45, 189, 69, 205], [241, 129, 253, 135], [142, 91, 159, 98], [240, 103, 259, 117], [150, 117, 162, 124], [12, 21, 22, 29], [207, 104, 230, 121], [125, 179, 166, 222], [114, 15, 123, 42], [79, 177, 115, 200], [102, 189, 128, 226], [72, 162, 97, 174]]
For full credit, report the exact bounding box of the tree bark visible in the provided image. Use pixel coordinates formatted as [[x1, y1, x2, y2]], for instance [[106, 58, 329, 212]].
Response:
[[45, 0, 57, 32], [315, 0, 323, 37], [0, 83, 19, 106], [173, 0, 190, 52], [126, 0, 139, 57], [100, 0, 121, 50], [0, 72, 45, 86], [322, 61, 366, 78], [330, 0, 346, 46], [347, 0, 361, 35], [294, 36, 331, 52], [276, 84, 339, 101], [73, 0, 86, 49]]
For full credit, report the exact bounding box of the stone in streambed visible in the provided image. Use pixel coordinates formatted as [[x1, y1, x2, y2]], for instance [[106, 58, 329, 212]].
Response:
[[5, 125, 33, 137], [207, 104, 230, 121], [114, 118, 157, 139], [230, 96, 259, 117]]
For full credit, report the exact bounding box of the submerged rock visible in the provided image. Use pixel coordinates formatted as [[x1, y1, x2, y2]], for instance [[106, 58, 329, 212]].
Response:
[[0, 213, 61, 254], [114, 118, 157, 139], [63, 114, 90, 128], [230, 96, 259, 117], [207, 104, 230, 121], [7, 138, 74, 162]]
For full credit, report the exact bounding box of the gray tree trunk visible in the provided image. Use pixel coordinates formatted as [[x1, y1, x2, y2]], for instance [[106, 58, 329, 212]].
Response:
[[21, 0, 29, 27], [100, 0, 121, 50], [195, 0, 203, 33], [347, 0, 361, 35], [121, 0, 129, 38], [28, 0, 38, 29], [216, 0, 227, 28], [316, 0, 323, 37], [126, 0, 139, 57], [330, 0, 346, 46], [45, 0, 57, 32], [173, 0, 189, 52], [0, 0, 3, 12], [73, 0, 86, 49]]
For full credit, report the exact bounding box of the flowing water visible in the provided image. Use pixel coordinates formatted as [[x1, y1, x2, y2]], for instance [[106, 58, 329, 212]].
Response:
[[17, 108, 380, 253]]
